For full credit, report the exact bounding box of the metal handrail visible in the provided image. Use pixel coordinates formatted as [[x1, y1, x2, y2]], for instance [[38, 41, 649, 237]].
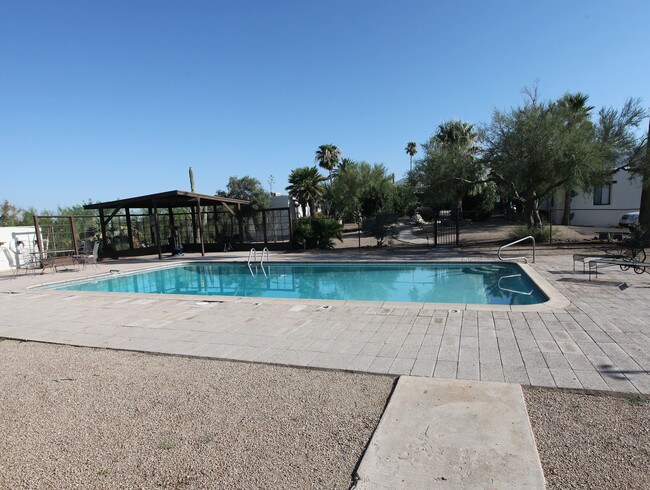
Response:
[[247, 248, 257, 276], [247, 248, 257, 266], [259, 247, 270, 278], [498, 236, 535, 264], [497, 274, 534, 296], [260, 247, 269, 266]]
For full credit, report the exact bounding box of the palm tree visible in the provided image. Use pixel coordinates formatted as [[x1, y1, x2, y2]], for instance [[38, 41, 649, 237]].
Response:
[[286, 166, 326, 216], [434, 120, 481, 216], [333, 157, 354, 179], [557, 92, 595, 225], [405, 142, 417, 172], [315, 144, 341, 184]]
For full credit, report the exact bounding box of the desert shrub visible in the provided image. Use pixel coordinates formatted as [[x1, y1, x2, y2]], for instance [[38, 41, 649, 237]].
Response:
[[510, 224, 554, 243], [292, 217, 343, 249], [362, 211, 398, 246]]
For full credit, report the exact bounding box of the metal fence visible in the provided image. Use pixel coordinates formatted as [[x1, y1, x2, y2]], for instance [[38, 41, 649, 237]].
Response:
[[26, 207, 292, 259]]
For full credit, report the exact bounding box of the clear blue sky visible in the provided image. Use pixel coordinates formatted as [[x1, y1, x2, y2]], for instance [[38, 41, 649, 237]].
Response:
[[1, 0, 648, 210]]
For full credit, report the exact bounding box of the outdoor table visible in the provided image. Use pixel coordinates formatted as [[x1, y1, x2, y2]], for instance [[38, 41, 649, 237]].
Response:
[[30, 250, 78, 273]]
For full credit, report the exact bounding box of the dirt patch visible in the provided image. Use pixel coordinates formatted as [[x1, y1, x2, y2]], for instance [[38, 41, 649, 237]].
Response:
[[0, 340, 394, 489], [524, 387, 650, 489]]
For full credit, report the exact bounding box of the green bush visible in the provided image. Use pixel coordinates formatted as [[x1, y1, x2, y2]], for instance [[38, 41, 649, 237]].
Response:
[[510, 224, 554, 243], [463, 183, 496, 221], [362, 211, 398, 246], [292, 217, 343, 249], [628, 223, 650, 248]]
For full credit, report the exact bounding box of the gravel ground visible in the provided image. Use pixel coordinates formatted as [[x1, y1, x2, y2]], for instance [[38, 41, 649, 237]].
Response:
[[0, 340, 394, 489], [524, 387, 650, 489]]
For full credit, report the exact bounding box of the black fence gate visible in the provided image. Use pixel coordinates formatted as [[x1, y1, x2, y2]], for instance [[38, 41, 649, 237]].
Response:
[[432, 209, 459, 247]]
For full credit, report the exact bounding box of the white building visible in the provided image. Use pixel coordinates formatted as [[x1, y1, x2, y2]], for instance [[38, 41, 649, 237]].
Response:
[[269, 193, 303, 219], [548, 170, 642, 227], [0, 226, 38, 271]]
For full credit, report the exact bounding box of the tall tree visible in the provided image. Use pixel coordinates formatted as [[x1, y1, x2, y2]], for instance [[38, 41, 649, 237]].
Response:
[[315, 144, 341, 184], [483, 94, 646, 228], [637, 120, 650, 227], [0, 200, 22, 226], [286, 166, 325, 216], [330, 161, 395, 221], [405, 142, 417, 172], [216, 176, 270, 210], [410, 120, 483, 216]]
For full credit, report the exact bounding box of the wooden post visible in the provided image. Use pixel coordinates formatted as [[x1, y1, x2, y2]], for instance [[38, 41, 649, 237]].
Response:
[[168, 207, 175, 230], [99, 209, 108, 257], [70, 216, 78, 255], [125, 208, 134, 249], [33, 215, 44, 264], [197, 198, 205, 256], [153, 201, 162, 260]]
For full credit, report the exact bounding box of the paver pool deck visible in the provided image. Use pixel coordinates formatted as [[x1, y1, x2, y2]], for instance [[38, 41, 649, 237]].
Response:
[[1, 249, 649, 395]]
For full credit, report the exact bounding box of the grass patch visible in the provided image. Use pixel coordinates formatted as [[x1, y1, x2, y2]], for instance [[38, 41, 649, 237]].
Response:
[[199, 432, 215, 444], [159, 439, 175, 451], [626, 395, 647, 406]]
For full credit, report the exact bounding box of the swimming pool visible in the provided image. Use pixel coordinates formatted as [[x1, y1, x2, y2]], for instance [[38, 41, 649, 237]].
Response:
[[42, 262, 549, 305]]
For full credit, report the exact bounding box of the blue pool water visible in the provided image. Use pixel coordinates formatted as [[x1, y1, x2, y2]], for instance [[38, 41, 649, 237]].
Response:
[[42, 262, 548, 305]]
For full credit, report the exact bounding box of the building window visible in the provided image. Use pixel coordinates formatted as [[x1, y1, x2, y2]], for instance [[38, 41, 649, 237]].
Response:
[[593, 184, 611, 205]]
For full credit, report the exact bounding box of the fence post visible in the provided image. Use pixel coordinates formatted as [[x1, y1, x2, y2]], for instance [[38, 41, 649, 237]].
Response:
[[125, 208, 134, 249], [455, 208, 460, 247], [288, 208, 294, 249], [434, 211, 438, 248], [262, 209, 268, 245], [70, 216, 78, 255]]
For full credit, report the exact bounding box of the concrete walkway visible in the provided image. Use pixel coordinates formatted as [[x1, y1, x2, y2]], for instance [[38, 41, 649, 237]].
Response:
[[354, 376, 545, 489], [0, 249, 649, 394]]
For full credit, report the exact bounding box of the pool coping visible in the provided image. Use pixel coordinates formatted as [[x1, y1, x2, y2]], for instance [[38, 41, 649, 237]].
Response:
[[27, 258, 571, 312]]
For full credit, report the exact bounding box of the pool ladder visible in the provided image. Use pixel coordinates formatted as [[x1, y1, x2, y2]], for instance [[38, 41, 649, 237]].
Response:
[[498, 236, 535, 263], [247, 247, 269, 277]]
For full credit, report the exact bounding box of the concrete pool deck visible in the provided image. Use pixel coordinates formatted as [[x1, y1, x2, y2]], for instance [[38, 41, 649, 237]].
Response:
[[354, 376, 545, 488], [0, 248, 649, 394]]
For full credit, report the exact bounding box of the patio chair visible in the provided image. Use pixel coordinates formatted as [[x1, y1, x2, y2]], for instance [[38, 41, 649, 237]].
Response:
[[74, 241, 99, 269], [2, 246, 40, 277]]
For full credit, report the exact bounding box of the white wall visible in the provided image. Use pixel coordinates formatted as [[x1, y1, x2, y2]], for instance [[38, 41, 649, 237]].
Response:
[[549, 170, 642, 227], [0, 226, 38, 271]]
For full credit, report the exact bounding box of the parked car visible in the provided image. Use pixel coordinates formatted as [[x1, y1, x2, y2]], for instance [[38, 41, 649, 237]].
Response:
[[619, 211, 640, 228]]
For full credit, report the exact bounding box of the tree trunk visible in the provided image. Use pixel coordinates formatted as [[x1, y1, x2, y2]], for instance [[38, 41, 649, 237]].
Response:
[[456, 195, 463, 221], [639, 120, 650, 227], [523, 198, 542, 229], [561, 188, 571, 225]]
